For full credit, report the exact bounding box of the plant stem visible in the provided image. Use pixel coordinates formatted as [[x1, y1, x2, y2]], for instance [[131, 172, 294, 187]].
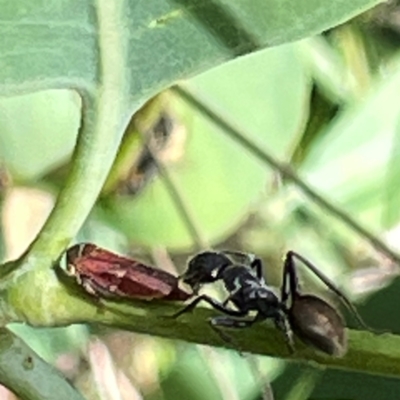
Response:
[[96, 304, 400, 378], [150, 148, 209, 251], [172, 85, 400, 265], [8, 284, 400, 379], [16, 0, 133, 273], [0, 328, 84, 400], [4, 267, 400, 379]]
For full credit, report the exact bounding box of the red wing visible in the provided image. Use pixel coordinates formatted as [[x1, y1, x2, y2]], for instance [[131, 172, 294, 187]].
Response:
[[114, 270, 173, 298], [67, 243, 183, 299]]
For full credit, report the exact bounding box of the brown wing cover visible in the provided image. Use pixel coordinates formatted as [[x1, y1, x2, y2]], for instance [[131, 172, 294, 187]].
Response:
[[66, 243, 191, 301]]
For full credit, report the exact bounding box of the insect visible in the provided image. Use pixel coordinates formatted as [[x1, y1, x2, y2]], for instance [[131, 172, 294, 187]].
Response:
[[116, 111, 184, 196], [174, 250, 368, 356], [63, 243, 191, 302], [116, 113, 172, 195]]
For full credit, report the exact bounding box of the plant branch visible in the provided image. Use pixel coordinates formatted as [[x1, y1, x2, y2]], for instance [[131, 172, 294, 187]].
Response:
[[0, 328, 84, 400], [149, 148, 209, 251], [8, 276, 400, 379], [88, 304, 400, 379], [2, 266, 399, 378], [14, 0, 133, 274], [171, 85, 400, 265]]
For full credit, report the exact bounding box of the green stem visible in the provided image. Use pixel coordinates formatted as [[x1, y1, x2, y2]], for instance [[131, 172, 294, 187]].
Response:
[[3, 266, 400, 379], [0, 328, 84, 400], [172, 85, 400, 265], [90, 304, 400, 378], [8, 280, 400, 378], [18, 0, 133, 272]]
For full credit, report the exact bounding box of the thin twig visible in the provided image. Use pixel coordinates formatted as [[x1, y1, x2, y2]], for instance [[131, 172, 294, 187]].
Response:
[[199, 347, 241, 400], [172, 85, 400, 265], [245, 355, 275, 400], [147, 145, 208, 251]]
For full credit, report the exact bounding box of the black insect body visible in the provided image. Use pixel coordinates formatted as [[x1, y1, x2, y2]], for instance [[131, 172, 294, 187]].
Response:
[[175, 251, 294, 351], [182, 250, 261, 292], [211, 264, 293, 345], [175, 250, 365, 356]]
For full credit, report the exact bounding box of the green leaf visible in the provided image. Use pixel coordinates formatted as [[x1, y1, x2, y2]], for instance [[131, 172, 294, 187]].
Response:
[[301, 58, 400, 231], [0, 2, 393, 398], [0, 0, 383, 98], [0, 0, 383, 255], [0, 0, 381, 179], [0, 91, 79, 180], [0, 0, 383, 254], [104, 44, 308, 249]]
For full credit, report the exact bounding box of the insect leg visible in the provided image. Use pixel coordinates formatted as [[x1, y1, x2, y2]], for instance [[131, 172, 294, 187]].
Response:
[[273, 312, 295, 353], [221, 250, 264, 278], [250, 258, 263, 279], [286, 250, 373, 331], [210, 315, 258, 329], [171, 294, 248, 319], [281, 252, 299, 307], [209, 315, 259, 350]]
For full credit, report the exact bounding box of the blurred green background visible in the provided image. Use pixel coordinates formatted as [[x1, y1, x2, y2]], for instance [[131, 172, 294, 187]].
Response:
[[2, 2, 400, 400]]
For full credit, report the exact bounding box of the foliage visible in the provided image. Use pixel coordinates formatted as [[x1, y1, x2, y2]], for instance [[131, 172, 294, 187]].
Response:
[[1, 0, 399, 399]]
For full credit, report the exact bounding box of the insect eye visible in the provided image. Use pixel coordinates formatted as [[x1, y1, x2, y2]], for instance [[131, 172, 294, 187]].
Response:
[[182, 252, 231, 289], [288, 294, 347, 357]]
